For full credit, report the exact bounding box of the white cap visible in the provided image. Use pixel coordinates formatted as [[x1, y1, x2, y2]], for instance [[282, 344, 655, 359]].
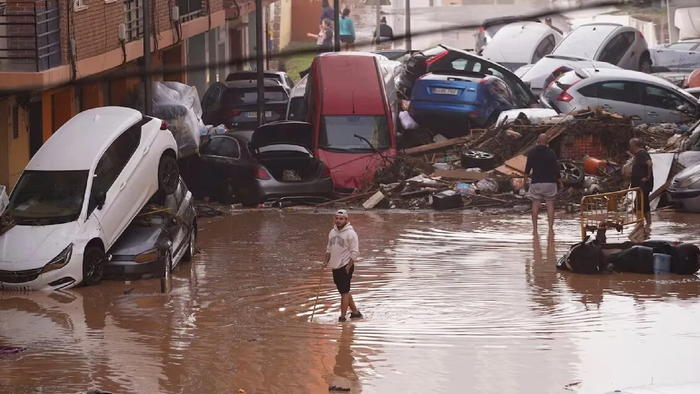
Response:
[[335, 209, 348, 218]]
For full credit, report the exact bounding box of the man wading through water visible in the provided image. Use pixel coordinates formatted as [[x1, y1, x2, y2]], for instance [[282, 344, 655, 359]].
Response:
[[628, 138, 653, 235], [525, 134, 564, 231], [323, 210, 362, 322]]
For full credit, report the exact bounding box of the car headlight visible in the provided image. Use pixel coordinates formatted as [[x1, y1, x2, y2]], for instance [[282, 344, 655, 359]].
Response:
[[134, 248, 160, 264], [42, 244, 73, 274], [681, 175, 700, 188]]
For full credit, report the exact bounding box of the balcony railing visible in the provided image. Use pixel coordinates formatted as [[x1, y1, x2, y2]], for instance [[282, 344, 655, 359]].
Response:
[[124, 0, 143, 42], [178, 0, 204, 22], [0, 0, 61, 72]]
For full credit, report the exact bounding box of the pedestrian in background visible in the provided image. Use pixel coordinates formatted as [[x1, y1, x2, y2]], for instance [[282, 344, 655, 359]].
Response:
[[339, 8, 356, 51], [373, 17, 394, 51], [628, 138, 653, 233], [525, 133, 564, 231], [323, 209, 362, 322], [307, 18, 334, 55], [320, 0, 334, 25]]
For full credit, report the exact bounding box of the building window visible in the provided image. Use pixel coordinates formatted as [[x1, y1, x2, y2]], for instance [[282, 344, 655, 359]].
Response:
[[123, 0, 144, 42], [74, 0, 84, 8], [178, 0, 203, 22]]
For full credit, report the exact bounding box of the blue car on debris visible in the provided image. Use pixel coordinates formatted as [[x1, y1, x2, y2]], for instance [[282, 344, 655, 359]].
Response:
[[408, 71, 516, 137]]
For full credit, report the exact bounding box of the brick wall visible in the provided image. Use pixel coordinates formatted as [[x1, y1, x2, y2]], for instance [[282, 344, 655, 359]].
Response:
[[71, 0, 123, 61], [70, 0, 223, 63], [5, 0, 39, 69]]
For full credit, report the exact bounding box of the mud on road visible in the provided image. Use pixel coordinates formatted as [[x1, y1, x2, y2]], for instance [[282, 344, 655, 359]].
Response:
[[1, 210, 700, 394]]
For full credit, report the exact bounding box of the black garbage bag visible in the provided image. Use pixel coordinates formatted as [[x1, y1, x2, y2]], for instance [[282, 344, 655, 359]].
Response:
[[557, 238, 606, 274], [613, 245, 655, 274], [670, 243, 700, 275]]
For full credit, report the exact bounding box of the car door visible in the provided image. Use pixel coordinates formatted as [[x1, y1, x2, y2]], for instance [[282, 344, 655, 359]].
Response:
[[598, 32, 633, 68], [163, 181, 187, 262], [640, 83, 697, 124], [88, 122, 143, 246], [581, 80, 646, 123], [675, 42, 700, 73], [173, 180, 196, 265]]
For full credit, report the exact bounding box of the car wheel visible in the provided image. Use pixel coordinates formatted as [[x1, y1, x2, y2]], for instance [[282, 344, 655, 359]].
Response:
[[639, 54, 652, 73], [183, 225, 196, 262], [461, 149, 495, 171], [220, 178, 235, 205], [158, 155, 179, 195], [82, 246, 105, 287], [559, 160, 584, 186]]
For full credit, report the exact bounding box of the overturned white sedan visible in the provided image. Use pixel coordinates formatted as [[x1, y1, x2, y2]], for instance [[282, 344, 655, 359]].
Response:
[[0, 107, 180, 290]]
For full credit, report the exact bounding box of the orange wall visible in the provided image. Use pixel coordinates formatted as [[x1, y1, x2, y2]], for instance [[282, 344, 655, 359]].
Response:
[[291, 0, 324, 42]]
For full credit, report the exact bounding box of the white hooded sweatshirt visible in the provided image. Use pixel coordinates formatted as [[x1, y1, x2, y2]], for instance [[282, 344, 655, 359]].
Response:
[[326, 223, 359, 270]]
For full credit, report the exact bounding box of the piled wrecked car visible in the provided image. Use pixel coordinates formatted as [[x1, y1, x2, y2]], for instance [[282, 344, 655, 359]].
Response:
[[0, 107, 197, 291]]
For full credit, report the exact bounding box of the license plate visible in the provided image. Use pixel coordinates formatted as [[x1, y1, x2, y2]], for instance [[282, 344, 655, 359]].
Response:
[[432, 88, 459, 95], [246, 111, 273, 118], [0, 283, 31, 291]]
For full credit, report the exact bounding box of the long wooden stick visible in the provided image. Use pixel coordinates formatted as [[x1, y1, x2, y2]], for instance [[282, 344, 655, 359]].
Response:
[[309, 266, 325, 323]]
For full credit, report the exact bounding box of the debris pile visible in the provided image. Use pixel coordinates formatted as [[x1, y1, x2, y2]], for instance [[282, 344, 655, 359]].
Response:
[[328, 109, 649, 212]]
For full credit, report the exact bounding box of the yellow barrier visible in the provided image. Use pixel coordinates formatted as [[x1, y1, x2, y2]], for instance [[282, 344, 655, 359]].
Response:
[[579, 187, 645, 241]]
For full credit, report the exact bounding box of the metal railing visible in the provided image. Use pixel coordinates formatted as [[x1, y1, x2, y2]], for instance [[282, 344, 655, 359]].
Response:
[[0, 0, 61, 72], [124, 0, 144, 42], [178, 0, 204, 22], [579, 187, 645, 241]]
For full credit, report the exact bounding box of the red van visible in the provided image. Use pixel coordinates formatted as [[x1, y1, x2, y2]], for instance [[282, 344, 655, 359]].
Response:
[[305, 52, 399, 193]]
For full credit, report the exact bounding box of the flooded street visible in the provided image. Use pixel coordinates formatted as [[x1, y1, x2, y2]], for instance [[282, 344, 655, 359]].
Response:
[[2, 210, 700, 394]]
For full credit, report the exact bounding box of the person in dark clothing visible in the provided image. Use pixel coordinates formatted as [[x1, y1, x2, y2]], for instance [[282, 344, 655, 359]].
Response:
[[373, 17, 394, 50], [320, 0, 334, 25], [525, 133, 564, 231], [628, 138, 653, 230]]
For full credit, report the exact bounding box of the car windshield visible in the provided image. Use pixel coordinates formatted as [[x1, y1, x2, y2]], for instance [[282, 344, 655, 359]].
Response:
[[6, 170, 89, 225], [553, 25, 617, 59], [319, 115, 391, 153], [222, 88, 288, 105]]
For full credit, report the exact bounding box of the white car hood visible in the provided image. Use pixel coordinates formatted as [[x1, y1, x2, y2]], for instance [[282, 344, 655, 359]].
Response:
[[0, 222, 78, 265]]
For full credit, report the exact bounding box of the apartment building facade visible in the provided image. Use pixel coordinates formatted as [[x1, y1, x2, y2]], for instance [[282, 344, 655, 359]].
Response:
[[0, 0, 277, 191]]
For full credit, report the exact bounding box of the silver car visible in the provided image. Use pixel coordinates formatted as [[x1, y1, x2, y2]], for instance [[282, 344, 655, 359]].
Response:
[[650, 39, 700, 73], [286, 74, 308, 121], [518, 23, 652, 93], [540, 68, 700, 124]]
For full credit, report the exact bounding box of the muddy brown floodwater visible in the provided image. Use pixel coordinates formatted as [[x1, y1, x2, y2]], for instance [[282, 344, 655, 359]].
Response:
[[1, 210, 700, 394]]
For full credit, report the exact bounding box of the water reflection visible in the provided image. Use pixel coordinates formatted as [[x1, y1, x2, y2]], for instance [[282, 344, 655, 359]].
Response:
[[1, 211, 700, 393]]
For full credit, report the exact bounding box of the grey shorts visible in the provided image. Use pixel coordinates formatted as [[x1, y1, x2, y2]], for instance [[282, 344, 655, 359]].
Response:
[[528, 182, 558, 202]]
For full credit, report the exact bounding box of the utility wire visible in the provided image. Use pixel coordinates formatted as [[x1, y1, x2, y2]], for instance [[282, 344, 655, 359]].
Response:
[[0, 1, 630, 94]]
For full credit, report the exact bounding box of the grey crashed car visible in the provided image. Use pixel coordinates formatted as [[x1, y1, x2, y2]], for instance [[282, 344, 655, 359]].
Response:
[[105, 177, 197, 280], [668, 161, 700, 213], [541, 68, 700, 124]]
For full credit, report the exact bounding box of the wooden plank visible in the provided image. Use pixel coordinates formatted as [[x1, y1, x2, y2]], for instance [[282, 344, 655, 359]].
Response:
[[432, 169, 491, 181], [504, 155, 528, 173], [495, 165, 524, 176], [362, 191, 386, 210], [404, 131, 485, 156]]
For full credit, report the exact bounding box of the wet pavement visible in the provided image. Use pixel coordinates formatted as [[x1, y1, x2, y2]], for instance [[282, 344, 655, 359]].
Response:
[[1, 210, 700, 393]]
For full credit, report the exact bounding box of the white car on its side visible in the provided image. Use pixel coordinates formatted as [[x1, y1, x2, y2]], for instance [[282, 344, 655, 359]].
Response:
[[0, 106, 180, 291], [481, 21, 563, 73]]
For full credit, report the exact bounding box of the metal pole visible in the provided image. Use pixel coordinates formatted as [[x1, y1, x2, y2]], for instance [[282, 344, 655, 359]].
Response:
[[333, 0, 340, 52], [405, 0, 411, 51], [376, 2, 381, 51], [256, 0, 264, 127], [142, 0, 153, 115]]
